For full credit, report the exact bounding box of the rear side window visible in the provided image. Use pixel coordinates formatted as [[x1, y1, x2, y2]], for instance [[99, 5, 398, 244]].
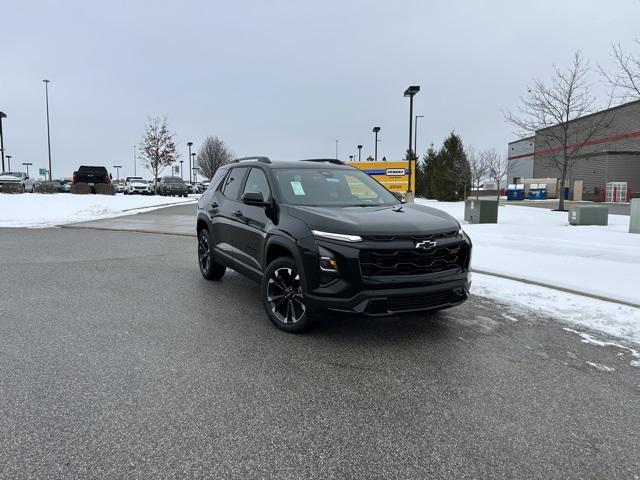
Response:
[[221, 167, 247, 200], [209, 168, 228, 191]]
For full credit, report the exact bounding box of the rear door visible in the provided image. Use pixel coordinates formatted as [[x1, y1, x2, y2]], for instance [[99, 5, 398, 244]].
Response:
[[211, 166, 249, 263], [234, 167, 273, 272]]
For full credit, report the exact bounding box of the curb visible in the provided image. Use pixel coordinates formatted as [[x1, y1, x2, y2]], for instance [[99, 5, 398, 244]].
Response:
[[472, 268, 640, 309]]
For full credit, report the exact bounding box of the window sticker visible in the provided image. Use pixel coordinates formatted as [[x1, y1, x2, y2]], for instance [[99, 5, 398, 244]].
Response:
[[290, 181, 306, 195], [326, 178, 340, 183]]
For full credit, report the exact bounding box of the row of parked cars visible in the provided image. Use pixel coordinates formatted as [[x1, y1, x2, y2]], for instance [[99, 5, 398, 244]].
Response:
[[0, 166, 208, 195]]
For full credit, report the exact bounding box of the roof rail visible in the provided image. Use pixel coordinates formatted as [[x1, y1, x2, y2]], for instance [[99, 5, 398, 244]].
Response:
[[234, 156, 271, 164], [301, 158, 344, 165]]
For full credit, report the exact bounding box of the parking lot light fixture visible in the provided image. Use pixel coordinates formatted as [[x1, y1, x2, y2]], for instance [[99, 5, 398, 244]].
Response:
[[113, 165, 122, 182], [403, 85, 420, 193], [357, 145, 362, 162], [43, 80, 53, 181], [22, 162, 32, 176], [6, 155, 12, 170], [132, 145, 137, 177], [180, 160, 184, 180], [187, 142, 193, 183], [372, 127, 381, 161], [191, 152, 196, 178], [0, 111, 6, 171]]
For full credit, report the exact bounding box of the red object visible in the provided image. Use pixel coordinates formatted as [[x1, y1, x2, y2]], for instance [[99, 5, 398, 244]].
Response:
[[72, 172, 78, 184], [103, 175, 111, 184], [598, 189, 605, 202], [627, 188, 633, 202]]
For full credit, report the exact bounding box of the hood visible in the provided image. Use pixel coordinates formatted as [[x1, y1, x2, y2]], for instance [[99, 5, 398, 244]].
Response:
[[286, 203, 459, 236]]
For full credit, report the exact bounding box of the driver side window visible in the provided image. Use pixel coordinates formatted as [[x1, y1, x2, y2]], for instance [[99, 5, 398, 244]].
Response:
[[242, 168, 271, 201]]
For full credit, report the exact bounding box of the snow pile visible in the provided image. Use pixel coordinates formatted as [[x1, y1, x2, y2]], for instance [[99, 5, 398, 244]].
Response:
[[417, 200, 640, 306], [0, 194, 196, 228], [473, 273, 640, 345]]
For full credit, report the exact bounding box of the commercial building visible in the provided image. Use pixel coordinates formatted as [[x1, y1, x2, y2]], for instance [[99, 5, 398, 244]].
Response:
[[507, 99, 640, 200]]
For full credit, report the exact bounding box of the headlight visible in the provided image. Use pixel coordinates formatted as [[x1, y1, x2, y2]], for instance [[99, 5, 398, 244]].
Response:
[[312, 230, 362, 242]]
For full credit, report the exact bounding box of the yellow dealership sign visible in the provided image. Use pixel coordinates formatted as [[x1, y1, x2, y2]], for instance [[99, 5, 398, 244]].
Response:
[[346, 161, 415, 193]]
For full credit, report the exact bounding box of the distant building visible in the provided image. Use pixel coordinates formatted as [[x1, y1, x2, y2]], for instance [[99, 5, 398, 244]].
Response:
[[507, 99, 640, 200]]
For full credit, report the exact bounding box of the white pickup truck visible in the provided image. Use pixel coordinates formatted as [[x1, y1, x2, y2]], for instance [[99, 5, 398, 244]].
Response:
[[0, 171, 33, 193]]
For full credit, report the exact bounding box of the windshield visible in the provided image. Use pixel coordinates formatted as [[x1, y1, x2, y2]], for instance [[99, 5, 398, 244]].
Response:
[[274, 168, 399, 207], [164, 177, 184, 184]]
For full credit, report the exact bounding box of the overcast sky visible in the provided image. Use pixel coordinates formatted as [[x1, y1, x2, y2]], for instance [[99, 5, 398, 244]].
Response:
[[1, 0, 639, 179]]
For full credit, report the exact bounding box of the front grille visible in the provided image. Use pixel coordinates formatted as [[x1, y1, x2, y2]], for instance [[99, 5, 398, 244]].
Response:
[[386, 290, 462, 312], [359, 242, 467, 277], [363, 230, 459, 242]]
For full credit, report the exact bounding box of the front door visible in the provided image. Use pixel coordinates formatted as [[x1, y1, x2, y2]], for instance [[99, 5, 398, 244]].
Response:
[[234, 167, 273, 272], [212, 166, 249, 263]]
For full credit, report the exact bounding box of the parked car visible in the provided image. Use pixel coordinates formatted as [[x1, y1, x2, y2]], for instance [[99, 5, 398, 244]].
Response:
[[72, 166, 111, 193], [196, 157, 472, 332], [127, 179, 151, 195], [124, 176, 143, 194], [0, 171, 29, 193], [114, 183, 125, 193], [158, 176, 188, 197]]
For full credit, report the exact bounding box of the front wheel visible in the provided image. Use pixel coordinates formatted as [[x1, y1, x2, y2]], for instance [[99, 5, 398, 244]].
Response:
[[262, 257, 312, 332], [198, 228, 226, 280]]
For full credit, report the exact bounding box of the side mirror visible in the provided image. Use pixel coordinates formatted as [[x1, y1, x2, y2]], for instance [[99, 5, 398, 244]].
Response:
[[241, 191, 268, 206]]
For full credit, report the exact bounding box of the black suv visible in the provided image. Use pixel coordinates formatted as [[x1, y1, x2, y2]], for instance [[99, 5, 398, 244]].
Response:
[[196, 158, 472, 332], [158, 176, 189, 197]]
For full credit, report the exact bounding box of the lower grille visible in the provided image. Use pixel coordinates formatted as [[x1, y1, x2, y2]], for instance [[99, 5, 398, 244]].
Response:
[[386, 290, 462, 312], [360, 242, 468, 277]]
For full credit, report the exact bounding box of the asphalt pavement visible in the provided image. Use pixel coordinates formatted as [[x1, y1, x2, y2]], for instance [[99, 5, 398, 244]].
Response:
[[1, 208, 639, 479]]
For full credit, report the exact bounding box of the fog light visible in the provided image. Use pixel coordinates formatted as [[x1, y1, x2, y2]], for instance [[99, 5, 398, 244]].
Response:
[[320, 256, 338, 272]]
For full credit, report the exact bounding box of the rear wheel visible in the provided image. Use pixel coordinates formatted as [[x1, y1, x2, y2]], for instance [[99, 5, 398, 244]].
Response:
[[262, 257, 311, 332], [198, 228, 225, 280]]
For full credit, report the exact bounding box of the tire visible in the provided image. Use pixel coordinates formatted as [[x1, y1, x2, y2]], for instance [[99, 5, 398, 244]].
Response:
[[198, 228, 225, 280], [262, 257, 312, 332]]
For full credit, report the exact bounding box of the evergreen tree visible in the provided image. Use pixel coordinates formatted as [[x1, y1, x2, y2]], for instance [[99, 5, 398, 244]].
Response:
[[430, 132, 471, 201], [416, 145, 436, 198]]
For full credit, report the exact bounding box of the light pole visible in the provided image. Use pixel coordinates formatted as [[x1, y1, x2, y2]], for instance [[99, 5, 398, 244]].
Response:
[[113, 165, 122, 182], [0, 111, 6, 171], [349, 155, 353, 162], [191, 152, 196, 179], [132, 145, 137, 176], [335, 140, 339, 160], [192, 166, 198, 183], [403, 85, 420, 193], [180, 160, 184, 179], [187, 142, 193, 183], [372, 127, 380, 161], [43, 79, 52, 181], [23, 162, 32, 176], [414, 115, 424, 161], [357, 144, 362, 162], [6, 155, 12, 170]]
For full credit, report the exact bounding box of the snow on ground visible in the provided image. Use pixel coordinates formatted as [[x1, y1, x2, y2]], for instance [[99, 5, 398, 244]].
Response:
[[417, 199, 640, 306], [0, 193, 197, 228], [472, 273, 640, 347]]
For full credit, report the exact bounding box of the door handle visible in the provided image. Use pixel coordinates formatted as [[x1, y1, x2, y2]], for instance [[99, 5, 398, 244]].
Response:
[[232, 210, 243, 217]]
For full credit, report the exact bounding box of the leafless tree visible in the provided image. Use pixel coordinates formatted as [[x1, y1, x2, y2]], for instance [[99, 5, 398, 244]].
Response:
[[599, 41, 640, 101], [196, 136, 234, 180], [467, 146, 490, 201], [139, 116, 179, 192], [486, 150, 508, 201], [505, 51, 611, 211]]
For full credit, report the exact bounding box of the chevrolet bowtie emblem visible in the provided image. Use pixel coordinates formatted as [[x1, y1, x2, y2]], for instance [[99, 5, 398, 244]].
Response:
[[415, 240, 437, 250]]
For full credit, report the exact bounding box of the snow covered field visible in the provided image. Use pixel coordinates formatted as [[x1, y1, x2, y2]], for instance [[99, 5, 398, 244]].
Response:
[[418, 200, 640, 345], [0, 194, 197, 228]]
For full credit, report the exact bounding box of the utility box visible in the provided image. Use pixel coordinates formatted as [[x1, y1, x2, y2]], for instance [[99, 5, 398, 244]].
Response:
[[568, 205, 608, 226], [465, 198, 499, 224], [630, 198, 640, 234]]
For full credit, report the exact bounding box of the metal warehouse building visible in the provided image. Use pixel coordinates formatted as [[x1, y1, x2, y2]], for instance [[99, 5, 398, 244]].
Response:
[[507, 99, 640, 201]]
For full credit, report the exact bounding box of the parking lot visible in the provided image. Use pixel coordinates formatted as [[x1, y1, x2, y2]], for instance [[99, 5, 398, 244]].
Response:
[[0, 205, 638, 479]]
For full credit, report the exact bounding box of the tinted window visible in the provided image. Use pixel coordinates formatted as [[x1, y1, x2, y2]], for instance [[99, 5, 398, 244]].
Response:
[[222, 167, 247, 199], [242, 168, 271, 201]]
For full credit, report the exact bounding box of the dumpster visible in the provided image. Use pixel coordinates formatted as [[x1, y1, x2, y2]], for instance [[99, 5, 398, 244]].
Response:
[[506, 184, 524, 201], [568, 205, 608, 226], [465, 198, 499, 224], [528, 183, 548, 200]]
